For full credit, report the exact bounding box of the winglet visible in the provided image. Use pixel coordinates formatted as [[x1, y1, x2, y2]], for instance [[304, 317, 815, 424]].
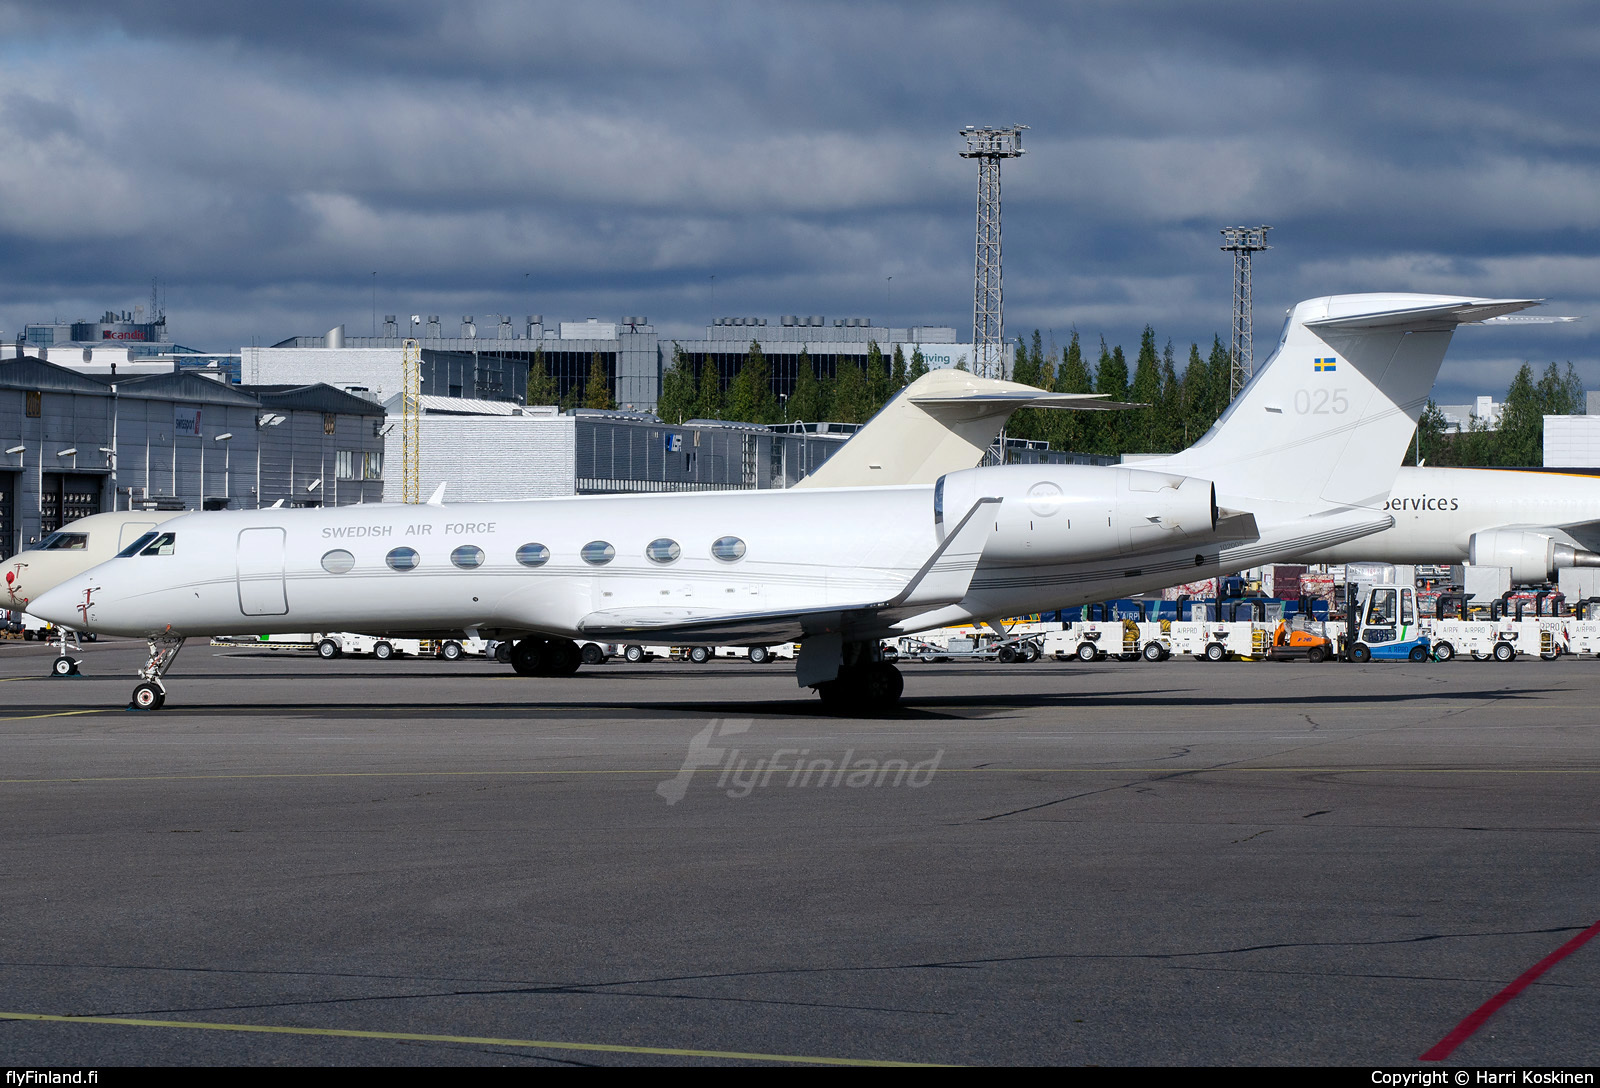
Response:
[[426, 482, 447, 506]]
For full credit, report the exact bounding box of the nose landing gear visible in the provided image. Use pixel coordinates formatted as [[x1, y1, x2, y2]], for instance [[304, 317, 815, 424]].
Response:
[[128, 635, 185, 711]]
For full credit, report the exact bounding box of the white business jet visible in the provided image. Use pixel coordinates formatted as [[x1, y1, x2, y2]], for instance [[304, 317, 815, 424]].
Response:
[[30, 293, 1537, 712]]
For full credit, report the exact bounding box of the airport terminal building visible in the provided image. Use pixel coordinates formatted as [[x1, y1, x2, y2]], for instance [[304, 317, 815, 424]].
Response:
[[255, 313, 983, 412]]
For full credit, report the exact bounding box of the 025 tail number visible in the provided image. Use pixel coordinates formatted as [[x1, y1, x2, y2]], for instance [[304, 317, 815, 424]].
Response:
[[1294, 388, 1348, 414]]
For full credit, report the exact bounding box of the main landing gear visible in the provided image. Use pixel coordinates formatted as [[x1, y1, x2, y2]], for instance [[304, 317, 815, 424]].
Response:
[[813, 642, 904, 714], [129, 635, 185, 711], [508, 637, 583, 677]]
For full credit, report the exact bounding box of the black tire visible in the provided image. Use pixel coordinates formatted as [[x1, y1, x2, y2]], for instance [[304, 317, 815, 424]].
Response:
[[510, 639, 544, 676], [748, 646, 771, 665], [1076, 642, 1098, 663], [1408, 645, 1428, 663], [1021, 643, 1041, 663], [440, 641, 464, 661], [317, 638, 341, 659], [688, 646, 711, 664], [1541, 649, 1560, 661], [545, 639, 581, 675], [580, 642, 606, 665], [1493, 642, 1515, 662], [1351, 643, 1372, 663], [1433, 641, 1455, 662], [1205, 642, 1226, 662], [131, 682, 163, 710], [1142, 642, 1164, 662], [494, 642, 512, 663], [1307, 646, 1327, 663], [998, 645, 1018, 664], [51, 656, 75, 676], [623, 644, 645, 663]]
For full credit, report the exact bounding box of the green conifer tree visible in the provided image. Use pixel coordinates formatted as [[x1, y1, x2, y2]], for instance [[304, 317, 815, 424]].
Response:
[[656, 344, 696, 423], [726, 339, 776, 423], [1128, 326, 1162, 452], [582, 351, 615, 410], [907, 346, 928, 383], [831, 359, 871, 423], [865, 341, 889, 414], [788, 348, 823, 423], [525, 346, 557, 406], [693, 355, 724, 419], [1054, 329, 1094, 453], [890, 344, 908, 391]]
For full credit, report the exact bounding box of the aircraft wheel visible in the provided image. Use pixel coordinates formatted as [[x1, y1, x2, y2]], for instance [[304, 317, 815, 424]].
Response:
[[1493, 642, 1516, 662], [373, 641, 395, 661], [1204, 642, 1226, 662], [510, 639, 545, 676], [1142, 642, 1164, 662], [1076, 643, 1098, 663], [131, 682, 164, 711], [493, 642, 512, 663], [623, 644, 645, 663], [580, 642, 606, 666], [51, 655, 77, 677], [317, 638, 341, 659], [688, 646, 712, 664], [1307, 646, 1327, 663], [547, 639, 582, 676], [440, 640, 464, 661], [997, 645, 1018, 664], [1433, 641, 1455, 662], [1350, 643, 1372, 663], [1408, 645, 1429, 663], [748, 646, 771, 665]]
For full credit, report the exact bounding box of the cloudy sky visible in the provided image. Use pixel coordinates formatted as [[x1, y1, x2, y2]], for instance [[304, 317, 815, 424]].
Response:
[[1, 0, 1595, 403]]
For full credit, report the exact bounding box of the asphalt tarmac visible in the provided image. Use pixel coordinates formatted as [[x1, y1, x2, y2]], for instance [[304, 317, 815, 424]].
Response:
[[0, 637, 1596, 1066]]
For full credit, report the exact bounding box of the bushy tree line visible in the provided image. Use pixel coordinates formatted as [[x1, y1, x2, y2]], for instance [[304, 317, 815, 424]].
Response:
[[531, 332, 1586, 464], [1409, 362, 1585, 468]]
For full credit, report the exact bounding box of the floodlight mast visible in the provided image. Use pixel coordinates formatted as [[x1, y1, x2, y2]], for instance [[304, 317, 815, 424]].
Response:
[[960, 125, 1026, 382], [1220, 225, 1271, 401]]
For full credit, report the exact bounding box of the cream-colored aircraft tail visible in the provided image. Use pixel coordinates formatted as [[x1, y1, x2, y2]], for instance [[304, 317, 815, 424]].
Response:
[[793, 369, 1127, 489]]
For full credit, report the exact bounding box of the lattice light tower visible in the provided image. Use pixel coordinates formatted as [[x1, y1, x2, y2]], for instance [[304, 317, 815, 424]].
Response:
[[401, 338, 422, 503], [961, 125, 1027, 380], [1220, 225, 1271, 401]]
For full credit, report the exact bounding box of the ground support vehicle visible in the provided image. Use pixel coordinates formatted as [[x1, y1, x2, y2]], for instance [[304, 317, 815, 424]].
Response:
[[1263, 617, 1337, 663], [1044, 618, 1149, 662], [900, 631, 1041, 663], [1343, 584, 1432, 663], [1168, 619, 1264, 662], [312, 633, 437, 660]]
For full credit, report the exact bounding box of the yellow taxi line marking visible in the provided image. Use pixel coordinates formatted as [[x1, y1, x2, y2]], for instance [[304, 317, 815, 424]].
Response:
[[0, 1011, 938, 1066], [0, 710, 108, 722], [1, 766, 1596, 786]]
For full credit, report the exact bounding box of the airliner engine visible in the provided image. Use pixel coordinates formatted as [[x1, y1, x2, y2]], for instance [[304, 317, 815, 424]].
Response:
[[936, 464, 1221, 564], [1468, 529, 1600, 584]]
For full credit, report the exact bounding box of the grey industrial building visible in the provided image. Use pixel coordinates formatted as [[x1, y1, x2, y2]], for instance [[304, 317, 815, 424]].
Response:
[[0, 355, 384, 560], [257, 313, 976, 413]]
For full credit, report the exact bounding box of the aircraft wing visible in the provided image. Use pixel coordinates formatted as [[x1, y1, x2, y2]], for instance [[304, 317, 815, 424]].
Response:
[[576, 496, 1001, 643]]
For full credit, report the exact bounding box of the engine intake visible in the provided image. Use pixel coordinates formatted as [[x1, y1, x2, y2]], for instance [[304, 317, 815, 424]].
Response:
[[936, 464, 1220, 565]]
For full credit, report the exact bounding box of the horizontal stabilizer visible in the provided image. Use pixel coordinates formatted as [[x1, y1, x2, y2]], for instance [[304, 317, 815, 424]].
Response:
[[909, 391, 1141, 411], [1304, 298, 1539, 331]]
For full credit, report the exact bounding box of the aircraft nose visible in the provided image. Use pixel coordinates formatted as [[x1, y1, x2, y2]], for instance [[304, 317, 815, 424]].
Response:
[[28, 582, 79, 627]]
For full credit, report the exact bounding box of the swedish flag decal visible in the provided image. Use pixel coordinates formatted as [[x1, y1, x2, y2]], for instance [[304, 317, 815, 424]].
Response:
[[1314, 357, 1337, 372]]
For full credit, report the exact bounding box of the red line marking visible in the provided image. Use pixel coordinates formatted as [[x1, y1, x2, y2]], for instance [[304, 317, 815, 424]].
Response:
[[1420, 918, 1600, 1061]]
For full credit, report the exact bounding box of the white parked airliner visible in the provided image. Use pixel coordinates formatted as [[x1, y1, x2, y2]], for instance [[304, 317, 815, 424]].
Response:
[[30, 293, 1538, 711]]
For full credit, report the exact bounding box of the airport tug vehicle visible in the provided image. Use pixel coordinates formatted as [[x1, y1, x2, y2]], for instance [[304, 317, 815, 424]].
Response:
[[1343, 583, 1432, 663]]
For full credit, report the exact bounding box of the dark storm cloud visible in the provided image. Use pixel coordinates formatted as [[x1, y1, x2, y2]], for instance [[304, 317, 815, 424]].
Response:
[[0, 0, 1594, 403]]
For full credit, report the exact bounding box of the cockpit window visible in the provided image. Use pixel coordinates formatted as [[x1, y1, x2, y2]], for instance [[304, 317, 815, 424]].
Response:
[[117, 532, 159, 558], [39, 532, 89, 551], [139, 532, 177, 557]]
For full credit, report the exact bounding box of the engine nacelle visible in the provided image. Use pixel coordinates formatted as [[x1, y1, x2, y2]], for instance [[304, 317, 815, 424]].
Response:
[[1469, 529, 1600, 584], [936, 464, 1219, 565]]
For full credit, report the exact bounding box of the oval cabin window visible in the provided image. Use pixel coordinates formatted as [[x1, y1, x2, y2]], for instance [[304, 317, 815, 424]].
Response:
[[645, 538, 681, 563], [516, 543, 550, 567], [451, 545, 485, 569], [581, 541, 616, 565], [711, 536, 747, 562], [321, 549, 356, 574], [386, 547, 420, 571]]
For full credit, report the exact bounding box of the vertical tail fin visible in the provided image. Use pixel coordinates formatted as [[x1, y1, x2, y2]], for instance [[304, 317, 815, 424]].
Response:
[[1151, 294, 1539, 507]]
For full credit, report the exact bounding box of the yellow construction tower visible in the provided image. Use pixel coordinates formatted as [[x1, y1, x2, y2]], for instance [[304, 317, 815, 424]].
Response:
[[401, 338, 421, 503]]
